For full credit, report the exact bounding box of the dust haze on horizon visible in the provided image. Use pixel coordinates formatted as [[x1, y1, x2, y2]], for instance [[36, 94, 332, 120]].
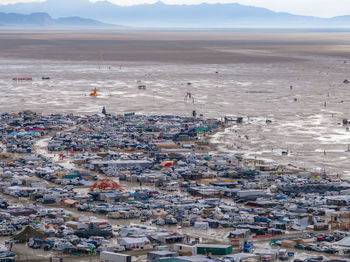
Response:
[[0, 0, 349, 18]]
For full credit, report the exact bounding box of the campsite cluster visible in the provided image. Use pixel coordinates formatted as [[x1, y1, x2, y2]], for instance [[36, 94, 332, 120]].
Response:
[[0, 111, 349, 261]]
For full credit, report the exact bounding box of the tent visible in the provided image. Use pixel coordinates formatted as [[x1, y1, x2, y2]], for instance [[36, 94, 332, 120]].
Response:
[[228, 229, 250, 238], [14, 226, 45, 243], [194, 222, 209, 230], [118, 237, 150, 249], [334, 237, 350, 247], [90, 179, 124, 192]]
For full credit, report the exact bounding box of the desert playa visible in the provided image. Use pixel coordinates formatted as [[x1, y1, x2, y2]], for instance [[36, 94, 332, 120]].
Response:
[[1, 29, 350, 177], [0, 30, 350, 63]]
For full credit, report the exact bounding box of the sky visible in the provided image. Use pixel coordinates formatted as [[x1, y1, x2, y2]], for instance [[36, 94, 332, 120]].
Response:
[[0, 0, 349, 18]]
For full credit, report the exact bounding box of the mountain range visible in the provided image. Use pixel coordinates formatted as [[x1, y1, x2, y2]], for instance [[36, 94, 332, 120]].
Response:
[[0, 12, 110, 27], [0, 0, 350, 28]]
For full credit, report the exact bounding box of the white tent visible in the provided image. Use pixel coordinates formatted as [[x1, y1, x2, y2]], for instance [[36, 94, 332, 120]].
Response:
[[194, 222, 209, 230], [118, 237, 150, 249], [334, 237, 350, 247]]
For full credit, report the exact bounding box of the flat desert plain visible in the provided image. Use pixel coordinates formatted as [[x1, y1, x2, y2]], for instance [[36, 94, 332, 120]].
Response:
[[1, 29, 350, 176]]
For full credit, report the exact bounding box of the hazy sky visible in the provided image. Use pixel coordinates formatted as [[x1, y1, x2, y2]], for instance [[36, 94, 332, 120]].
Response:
[[0, 0, 349, 18]]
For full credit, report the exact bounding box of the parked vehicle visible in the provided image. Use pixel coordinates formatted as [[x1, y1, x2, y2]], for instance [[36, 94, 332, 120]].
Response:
[[243, 241, 253, 253], [279, 249, 288, 261], [295, 244, 305, 250]]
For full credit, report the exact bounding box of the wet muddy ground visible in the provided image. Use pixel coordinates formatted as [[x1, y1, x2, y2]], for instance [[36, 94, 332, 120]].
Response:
[[1, 53, 350, 176]]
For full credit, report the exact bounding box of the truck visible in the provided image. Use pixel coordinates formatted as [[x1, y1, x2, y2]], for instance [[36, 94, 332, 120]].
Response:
[[100, 252, 131, 262], [278, 249, 288, 261]]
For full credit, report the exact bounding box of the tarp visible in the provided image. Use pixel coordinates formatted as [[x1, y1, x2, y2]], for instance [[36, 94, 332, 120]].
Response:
[[195, 127, 209, 132], [290, 219, 308, 231], [229, 229, 250, 235], [64, 173, 80, 179], [334, 237, 350, 247], [194, 222, 209, 230], [14, 226, 45, 243]]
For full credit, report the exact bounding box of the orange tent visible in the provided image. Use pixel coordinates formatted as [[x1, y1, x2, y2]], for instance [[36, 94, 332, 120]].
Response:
[[89, 88, 98, 97]]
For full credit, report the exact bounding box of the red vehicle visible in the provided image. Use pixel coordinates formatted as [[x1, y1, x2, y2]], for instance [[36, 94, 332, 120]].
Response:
[[317, 236, 324, 242]]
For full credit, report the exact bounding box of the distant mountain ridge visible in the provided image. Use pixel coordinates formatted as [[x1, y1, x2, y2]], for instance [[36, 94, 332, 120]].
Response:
[[0, 11, 111, 27], [0, 0, 350, 28]]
